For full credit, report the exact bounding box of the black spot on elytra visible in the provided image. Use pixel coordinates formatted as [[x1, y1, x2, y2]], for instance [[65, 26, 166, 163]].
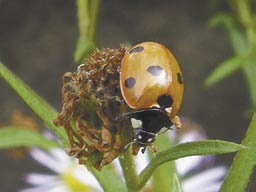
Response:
[[157, 94, 173, 109], [125, 77, 136, 88], [129, 46, 144, 54], [177, 72, 183, 84], [147, 66, 163, 76]]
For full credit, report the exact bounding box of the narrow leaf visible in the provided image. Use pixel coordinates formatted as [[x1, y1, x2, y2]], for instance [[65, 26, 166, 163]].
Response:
[[0, 62, 68, 145], [138, 140, 245, 188], [0, 127, 60, 150], [205, 55, 243, 86], [220, 113, 256, 192]]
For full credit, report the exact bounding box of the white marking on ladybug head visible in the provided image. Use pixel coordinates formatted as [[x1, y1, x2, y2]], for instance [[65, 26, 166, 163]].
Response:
[[147, 138, 153, 143], [131, 118, 142, 129], [137, 134, 142, 140]]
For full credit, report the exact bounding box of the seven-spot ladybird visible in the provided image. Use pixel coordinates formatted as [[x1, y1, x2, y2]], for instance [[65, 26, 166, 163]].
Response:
[[120, 42, 184, 152]]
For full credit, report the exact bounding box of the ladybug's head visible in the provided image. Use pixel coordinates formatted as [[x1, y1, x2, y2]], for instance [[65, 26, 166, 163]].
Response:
[[133, 128, 156, 153], [123, 108, 172, 153]]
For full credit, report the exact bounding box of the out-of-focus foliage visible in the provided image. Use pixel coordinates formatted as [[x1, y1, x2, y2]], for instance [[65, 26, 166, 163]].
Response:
[[206, 0, 256, 111]]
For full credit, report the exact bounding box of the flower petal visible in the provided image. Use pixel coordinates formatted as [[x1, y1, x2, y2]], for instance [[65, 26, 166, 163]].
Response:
[[134, 151, 150, 174], [175, 155, 215, 176], [19, 181, 68, 192], [29, 148, 63, 173], [25, 173, 59, 185], [182, 166, 226, 192], [71, 165, 102, 191], [49, 148, 72, 165]]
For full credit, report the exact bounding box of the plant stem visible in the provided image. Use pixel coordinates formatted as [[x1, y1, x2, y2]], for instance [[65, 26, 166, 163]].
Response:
[[75, 0, 100, 62], [77, 0, 89, 38], [91, 166, 127, 192], [118, 148, 139, 192], [151, 134, 176, 192], [77, 0, 99, 39], [220, 113, 256, 191]]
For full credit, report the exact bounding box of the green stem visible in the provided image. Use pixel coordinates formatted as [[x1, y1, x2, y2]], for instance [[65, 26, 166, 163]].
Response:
[[75, 0, 100, 62], [151, 134, 176, 192], [77, 0, 99, 39], [220, 113, 256, 191], [77, 0, 89, 37], [88, 0, 100, 39], [118, 148, 139, 192], [242, 62, 256, 110], [91, 166, 127, 192]]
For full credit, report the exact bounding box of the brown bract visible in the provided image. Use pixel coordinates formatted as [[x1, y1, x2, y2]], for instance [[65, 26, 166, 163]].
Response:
[[54, 47, 135, 170]]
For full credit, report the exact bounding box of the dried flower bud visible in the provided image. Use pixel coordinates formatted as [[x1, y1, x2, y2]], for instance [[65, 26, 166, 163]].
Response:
[[54, 46, 134, 169]]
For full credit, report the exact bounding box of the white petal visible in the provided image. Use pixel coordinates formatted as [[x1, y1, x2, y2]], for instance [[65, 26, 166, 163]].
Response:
[[179, 130, 206, 143], [112, 152, 149, 176], [112, 159, 123, 177], [43, 184, 69, 192], [134, 151, 149, 174], [49, 148, 72, 165], [19, 181, 67, 192], [183, 180, 223, 192], [71, 165, 102, 191], [42, 130, 58, 140], [25, 173, 59, 185], [182, 166, 226, 192], [29, 148, 64, 173], [175, 156, 205, 176], [19, 187, 48, 192]]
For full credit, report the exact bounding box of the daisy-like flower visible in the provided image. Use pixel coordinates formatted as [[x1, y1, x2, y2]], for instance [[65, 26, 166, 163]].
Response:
[[21, 118, 226, 192], [19, 148, 102, 192]]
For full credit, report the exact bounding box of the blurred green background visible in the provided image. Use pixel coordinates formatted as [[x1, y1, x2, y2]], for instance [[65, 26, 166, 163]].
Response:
[[0, 0, 252, 191]]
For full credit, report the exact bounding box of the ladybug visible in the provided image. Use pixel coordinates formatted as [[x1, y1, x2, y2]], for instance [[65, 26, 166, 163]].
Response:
[[120, 42, 184, 152]]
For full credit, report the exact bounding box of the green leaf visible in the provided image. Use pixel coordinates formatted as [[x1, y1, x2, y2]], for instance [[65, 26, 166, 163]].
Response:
[[91, 166, 127, 192], [0, 127, 60, 150], [138, 140, 245, 189], [205, 55, 243, 86], [220, 113, 256, 192], [0, 62, 68, 145]]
